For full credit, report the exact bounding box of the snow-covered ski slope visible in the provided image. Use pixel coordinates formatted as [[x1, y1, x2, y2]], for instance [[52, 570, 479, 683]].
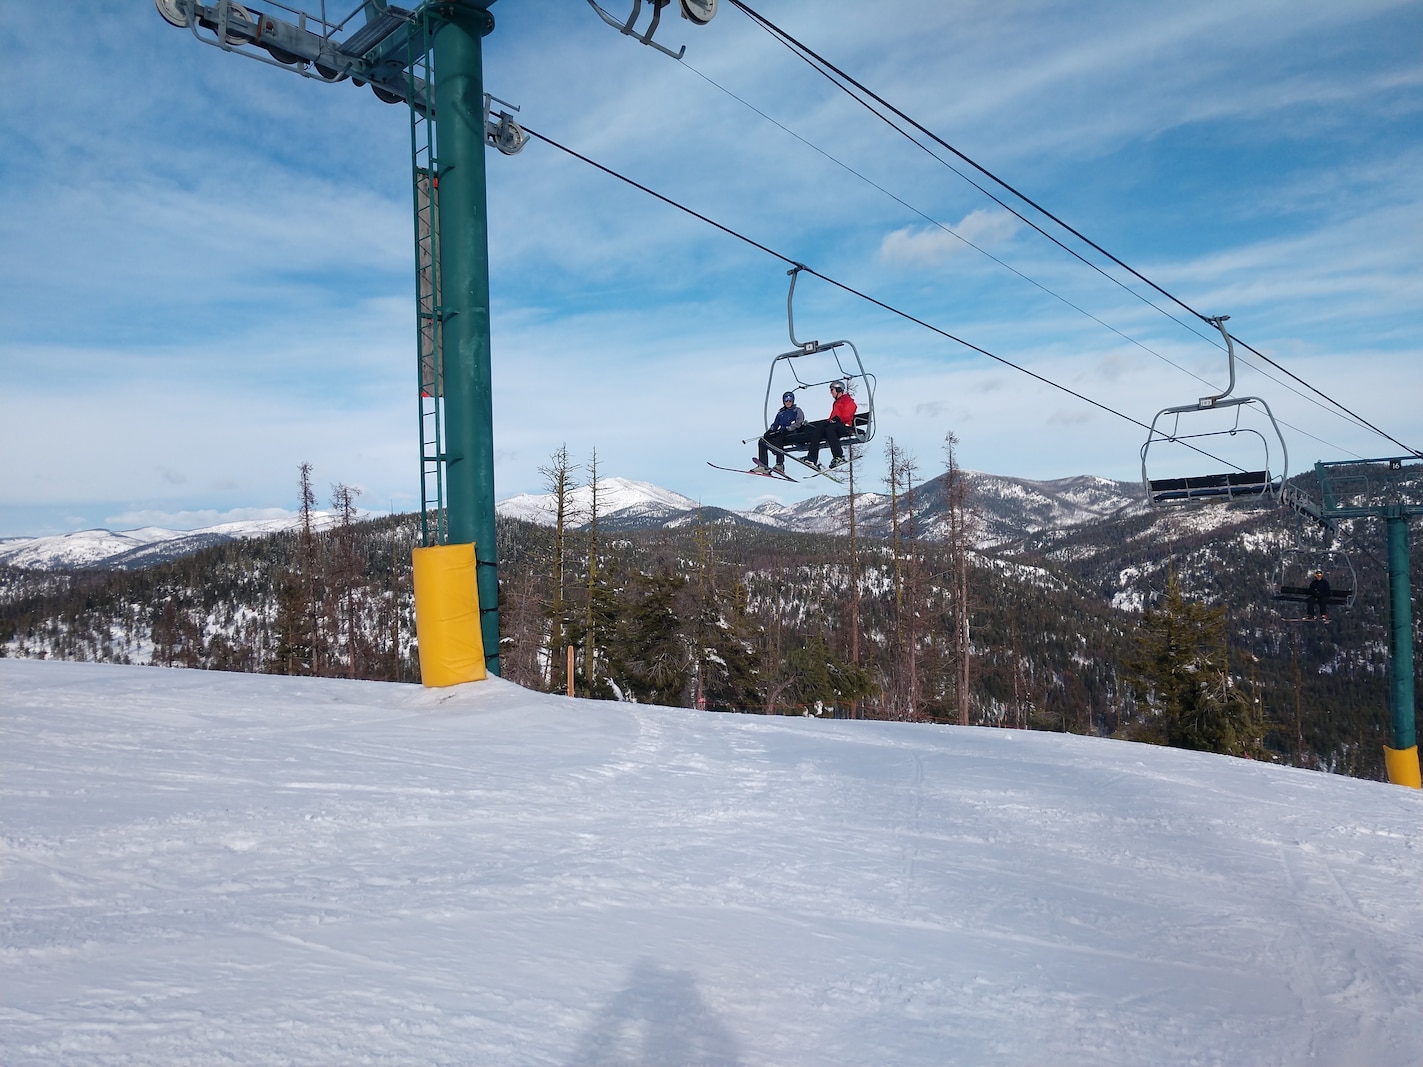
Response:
[[3, 660, 1419, 1066]]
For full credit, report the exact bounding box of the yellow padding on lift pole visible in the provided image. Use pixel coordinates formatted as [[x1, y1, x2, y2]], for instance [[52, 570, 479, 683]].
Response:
[[412, 543, 486, 687], [1383, 746, 1421, 789]]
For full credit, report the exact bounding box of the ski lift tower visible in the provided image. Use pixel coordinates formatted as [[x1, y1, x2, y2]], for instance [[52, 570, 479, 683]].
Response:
[[1315, 457, 1423, 788], [156, 0, 527, 682]]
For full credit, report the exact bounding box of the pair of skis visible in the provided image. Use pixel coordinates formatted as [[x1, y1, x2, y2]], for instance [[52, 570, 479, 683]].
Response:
[[708, 451, 848, 484]]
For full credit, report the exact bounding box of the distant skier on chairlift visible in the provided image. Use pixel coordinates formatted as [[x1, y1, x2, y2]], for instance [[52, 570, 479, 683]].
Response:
[[1305, 569, 1332, 622]]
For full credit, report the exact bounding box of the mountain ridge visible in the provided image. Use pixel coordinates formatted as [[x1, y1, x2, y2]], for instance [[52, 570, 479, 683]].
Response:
[[1, 472, 1145, 570]]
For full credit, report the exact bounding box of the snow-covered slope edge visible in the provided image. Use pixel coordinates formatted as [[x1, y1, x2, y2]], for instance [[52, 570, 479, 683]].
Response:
[[3, 659, 1419, 1067]]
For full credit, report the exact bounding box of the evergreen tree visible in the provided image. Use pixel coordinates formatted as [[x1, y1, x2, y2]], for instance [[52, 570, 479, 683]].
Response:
[[606, 568, 688, 705], [1125, 570, 1263, 757], [785, 634, 877, 716], [272, 462, 321, 676]]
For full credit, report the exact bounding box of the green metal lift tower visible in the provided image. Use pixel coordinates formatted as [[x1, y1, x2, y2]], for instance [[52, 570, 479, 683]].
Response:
[[157, 0, 716, 682], [158, 0, 518, 675]]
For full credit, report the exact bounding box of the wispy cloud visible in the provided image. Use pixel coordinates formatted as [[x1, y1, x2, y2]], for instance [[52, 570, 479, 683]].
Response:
[[104, 507, 300, 531], [0, 0, 1417, 536], [878, 209, 1020, 268]]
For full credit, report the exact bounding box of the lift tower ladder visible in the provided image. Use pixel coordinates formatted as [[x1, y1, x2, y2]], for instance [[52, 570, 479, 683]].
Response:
[[409, 16, 447, 547]]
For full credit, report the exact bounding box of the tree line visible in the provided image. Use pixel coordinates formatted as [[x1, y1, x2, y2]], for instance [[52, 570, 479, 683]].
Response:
[[1, 452, 1411, 782]]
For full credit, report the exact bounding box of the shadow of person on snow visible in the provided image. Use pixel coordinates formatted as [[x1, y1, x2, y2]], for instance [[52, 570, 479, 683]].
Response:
[[565, 958, 743, 1066]]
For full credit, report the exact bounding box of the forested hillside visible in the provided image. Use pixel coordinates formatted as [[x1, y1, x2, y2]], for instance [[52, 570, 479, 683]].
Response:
[[2, 474, 1416, 783]]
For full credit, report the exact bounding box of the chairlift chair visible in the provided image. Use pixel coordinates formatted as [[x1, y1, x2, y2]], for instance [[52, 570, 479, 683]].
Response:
[[1140, 316, 1287, 507], [1272, 545, 1356, 613], [762, 267, 876, 461]]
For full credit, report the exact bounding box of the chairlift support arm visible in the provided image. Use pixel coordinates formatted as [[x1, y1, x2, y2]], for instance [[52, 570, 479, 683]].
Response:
[[1198, 315, 1236, 408], [586, 0, 719, 60]]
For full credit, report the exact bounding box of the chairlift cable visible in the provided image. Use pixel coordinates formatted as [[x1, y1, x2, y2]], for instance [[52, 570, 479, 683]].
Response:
[[725, 0, 1422, 460], [679, 56, 1369, 463], [520, 124, 1247, 475], [725, 1, 1216, 335], [678, 60, 1218, 397]]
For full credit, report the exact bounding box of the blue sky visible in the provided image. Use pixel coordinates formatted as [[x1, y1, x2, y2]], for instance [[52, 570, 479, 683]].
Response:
[[1, 0, 1420, 536]]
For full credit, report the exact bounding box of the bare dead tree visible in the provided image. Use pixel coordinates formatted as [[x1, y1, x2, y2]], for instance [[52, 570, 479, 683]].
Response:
[[883, 437, 912, 719], [846, 443, 861, 718], [329, 482, 363, 679], [539, 444, 579, 693], [901, 446, 921, 719], [583, 446, 601, 696], [943, 432, 972, 726]]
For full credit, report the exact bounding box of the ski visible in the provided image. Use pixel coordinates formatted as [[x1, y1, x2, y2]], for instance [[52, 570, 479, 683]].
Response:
[[708, 461, 797, 482], [784, 455, 848, 482]]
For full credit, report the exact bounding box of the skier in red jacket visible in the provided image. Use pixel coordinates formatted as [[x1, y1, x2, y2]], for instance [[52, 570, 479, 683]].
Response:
[[805, 381, 858, 469]]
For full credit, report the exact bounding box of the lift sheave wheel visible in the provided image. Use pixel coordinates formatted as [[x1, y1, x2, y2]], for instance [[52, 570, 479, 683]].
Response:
[[680, 0, 718, 25]]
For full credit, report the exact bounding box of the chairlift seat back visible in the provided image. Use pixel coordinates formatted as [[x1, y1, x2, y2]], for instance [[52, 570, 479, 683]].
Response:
[[1148, 469, 1275, 506], [1273, 585, 1353, 605]]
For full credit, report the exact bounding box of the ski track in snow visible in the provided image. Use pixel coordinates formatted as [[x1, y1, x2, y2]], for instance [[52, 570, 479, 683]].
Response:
[[1, 660, 1420, 1066]]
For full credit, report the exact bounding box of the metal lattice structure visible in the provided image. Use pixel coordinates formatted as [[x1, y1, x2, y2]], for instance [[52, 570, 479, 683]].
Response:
[[408, 15, 447, 547]]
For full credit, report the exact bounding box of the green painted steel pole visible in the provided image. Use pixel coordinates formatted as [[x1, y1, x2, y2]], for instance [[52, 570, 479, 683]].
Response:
[[1386, 512, 1416, 751], [433, 4, 500, 675]]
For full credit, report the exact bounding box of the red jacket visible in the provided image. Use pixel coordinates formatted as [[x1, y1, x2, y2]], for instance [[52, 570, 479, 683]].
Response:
[[829, 392, 858, 426]]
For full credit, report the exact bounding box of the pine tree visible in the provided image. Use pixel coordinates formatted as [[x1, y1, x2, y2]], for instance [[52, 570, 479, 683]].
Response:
[[272, 462, 322, 676], [1125, 570, 1263, 757], [608, 568, 688, 705], [785, 634, 877, 716]]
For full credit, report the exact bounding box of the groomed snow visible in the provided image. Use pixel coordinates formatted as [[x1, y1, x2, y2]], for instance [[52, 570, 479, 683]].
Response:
[[2, 660, 1419, 1066]]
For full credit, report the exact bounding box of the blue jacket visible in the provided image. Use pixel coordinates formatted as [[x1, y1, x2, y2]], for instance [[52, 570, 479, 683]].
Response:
[[769, 404, 805, 433]]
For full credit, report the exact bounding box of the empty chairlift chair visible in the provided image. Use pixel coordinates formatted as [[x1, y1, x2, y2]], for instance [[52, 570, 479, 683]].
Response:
[[1140, 316, 1287, 507]]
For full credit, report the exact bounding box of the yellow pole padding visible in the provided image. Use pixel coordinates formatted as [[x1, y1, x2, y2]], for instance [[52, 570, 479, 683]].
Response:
[[412, 543, 486, 687], [1383, 745, 1421, 789]]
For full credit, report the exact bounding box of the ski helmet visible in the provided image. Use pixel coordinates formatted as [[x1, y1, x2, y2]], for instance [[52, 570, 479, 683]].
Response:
[[782, 391, 796, 403]]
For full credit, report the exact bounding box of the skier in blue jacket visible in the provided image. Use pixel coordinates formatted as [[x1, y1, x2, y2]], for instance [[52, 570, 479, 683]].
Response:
[[754, 392, 807, 473]]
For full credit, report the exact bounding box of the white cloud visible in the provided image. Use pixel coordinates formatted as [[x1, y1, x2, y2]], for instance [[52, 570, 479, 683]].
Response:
[[1, 0, 1417, 535], [878, 210, 1020, 268], [104, 506, 299, 530]]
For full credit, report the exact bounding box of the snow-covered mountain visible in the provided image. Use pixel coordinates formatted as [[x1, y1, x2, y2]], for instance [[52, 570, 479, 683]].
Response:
[[0, 515, 337, 572], [4, 658, 1419, 1066], [500, 470, 1146, 546], [498, 476, 704, 531], [0, 471, 1142, 571]]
